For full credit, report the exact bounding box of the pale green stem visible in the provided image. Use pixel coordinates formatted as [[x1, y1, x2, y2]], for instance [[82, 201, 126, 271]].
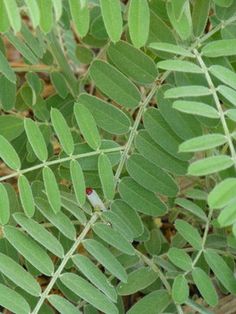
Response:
[[31, 213, 99, 314], [114, 83, 158, 183], [135, 249, 171, 293], [194, 49, 236, 167], [197, 15, 236, 44], [0, 146, 125, 182], [184, 206, 214, 276], [12, 65, 58, 73]]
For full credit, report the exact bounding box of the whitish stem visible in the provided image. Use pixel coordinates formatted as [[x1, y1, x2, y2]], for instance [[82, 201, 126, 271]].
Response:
[[184, 206, 214, 276], [135, 249, 171, 293], [114, 67, 173, 186], [31, 213, 99, 314], [194, 49, 236, 166], [114, 83, 158, 183], [113, 16, 236, 188], [0, 146, 125, 182]]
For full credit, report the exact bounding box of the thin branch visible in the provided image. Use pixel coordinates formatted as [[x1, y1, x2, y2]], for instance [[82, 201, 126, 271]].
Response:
[[0, 146, 125, 182], [31, 213, 99, 314], [194, 49, 236, 166], [135, 249, 171, 293]]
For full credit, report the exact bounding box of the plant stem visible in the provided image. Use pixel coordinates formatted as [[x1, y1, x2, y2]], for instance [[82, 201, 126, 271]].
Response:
[[135, 249, 171, 293], [114, 83, 158, 183], [194, 49, 236, 167], [11, 64, 58, 72], [184, 206, 214, 275], [0, 146, 125, 182], [198, 15, 236, 44], [31, 213, 98, 314]]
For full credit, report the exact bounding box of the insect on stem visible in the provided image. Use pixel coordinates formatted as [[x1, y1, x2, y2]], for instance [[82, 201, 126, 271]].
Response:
[[86, 187, 107, 211]]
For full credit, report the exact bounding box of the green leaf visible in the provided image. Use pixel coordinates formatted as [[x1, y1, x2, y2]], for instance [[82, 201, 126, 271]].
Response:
[[36, 197, 76, 240], [179, 134, 227, 152], [165, 86, 211, 98], [218, 85, 236, 106], [60, 273, 118, 314], [51, 0, 62, 21], [70, 160, 86, 206], [144, 228, 162, 255], [13, 212, 64, 258], [82, 239, 127, 282], [126, 154, 178, 196], [37, 0, 53, 33], [48, 295, 81, 314], [76, 45, 94, 64], [18, 175, 35, 218], [192, 267, 218, 307], [128, 0, 150, 48], [175, 198, 207, 221], [117, 267, 158, 296], [119, 177, 167, 217], [171, 0, 186, 20], [0, 0, 10, 32], [43, 166, 61, 213], [24, 118, 48, 161], [166, 1, 192, 41], [135, 130, 188, 175], [26, 72, 41, 105], [127, 290, 170, 314], [6, 32, 39, 64], [157, 85, 202, 140], [209, 65, 236, 90], [157, 60, 202, 73], [78, 93, 131, 135], [110, 199, 144, 239], [90, 60, 141, 109], [51, 108, 74, 155], [99, 0, 122, 43], [0, 283, 30, 314], [173, 101, 219, 119], [3, 0, 21, 33], [143, 108, 190, 161], [98, 153, 115, 200], [69, 0, 89, 37], [74, 103, 101, 150], [172, 275, 189, 304], [168, 247, 192, 271], [202, 39, 236, 57], [188, 155, 234, 176], [208, 178, 236, 209], [3, 225, 54, 276], [204, 249, 236, 294], [50, 72, 68, 99], [61, 192, 87, 225], [214, 0, 233, 6], [226, 109, 236, 121], [72, 254, 117, 302], [0, 135, 21, 170], [24, 0, 40, 28], [103, 211, 134, 242], [149, 42, 194, 57], [0, 75, 16, 110], [0, 183, 10, 225], [192, 0, 211, 37], [218, 201, 236, 227], [107, 41, 157, 84], [0, 50, 16, 83], [175, 219, 202, 250], [0, 252, 41, 296], [92, 223, 135, 255], [0, 115, 23, 141]]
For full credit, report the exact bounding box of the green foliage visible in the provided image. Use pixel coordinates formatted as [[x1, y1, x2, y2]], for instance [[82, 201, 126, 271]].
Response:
[[0, 1, 236, 313]]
